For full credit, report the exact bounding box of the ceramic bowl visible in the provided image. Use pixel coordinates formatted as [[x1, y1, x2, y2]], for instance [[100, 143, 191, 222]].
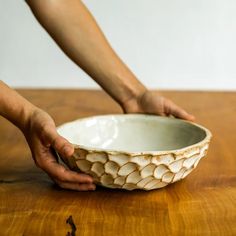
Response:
[[57, 114, 212, 190]]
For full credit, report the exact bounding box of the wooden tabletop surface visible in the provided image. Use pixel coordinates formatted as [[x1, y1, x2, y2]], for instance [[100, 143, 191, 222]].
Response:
[[0, 90, 235, 236]]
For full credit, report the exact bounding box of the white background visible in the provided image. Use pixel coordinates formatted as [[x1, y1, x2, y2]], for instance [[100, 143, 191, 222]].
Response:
[[0, 0, 236, 90]]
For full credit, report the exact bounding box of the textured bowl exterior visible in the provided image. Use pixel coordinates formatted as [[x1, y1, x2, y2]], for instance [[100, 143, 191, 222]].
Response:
[[59, 138, 211, 191]]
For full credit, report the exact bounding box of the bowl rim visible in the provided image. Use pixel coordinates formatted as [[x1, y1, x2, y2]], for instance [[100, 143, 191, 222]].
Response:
[[57, 114, 212, 156]]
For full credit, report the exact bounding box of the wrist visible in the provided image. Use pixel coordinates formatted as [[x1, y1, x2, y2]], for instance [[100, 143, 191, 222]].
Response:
[[0, 81, 38, 132], [18, 103, 37, 132], [121, 86, 148, 113]]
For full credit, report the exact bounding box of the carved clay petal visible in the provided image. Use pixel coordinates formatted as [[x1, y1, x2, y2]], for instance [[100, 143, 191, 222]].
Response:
[[126, 171, 142, 184], [76, 160, 92, 172], [108, 154, 129, 166], [140, 164, 156, 178], [104, 161, 119, 178], [91, 162, 105, 177], [154, 165, 169, 179], [86, 152, 107, 164], [118, 163, 137, 176]]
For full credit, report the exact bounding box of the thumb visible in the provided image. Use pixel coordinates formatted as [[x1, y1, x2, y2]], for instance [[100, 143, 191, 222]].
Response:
[[41, 124, 74, 158]]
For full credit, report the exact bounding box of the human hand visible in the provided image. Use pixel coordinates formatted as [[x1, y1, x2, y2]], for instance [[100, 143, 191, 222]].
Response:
[[122, 90, 195, 121], [23, 108, 95, 191]]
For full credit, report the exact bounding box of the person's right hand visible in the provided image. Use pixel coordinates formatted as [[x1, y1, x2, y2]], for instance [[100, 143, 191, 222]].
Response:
[[123, 90, 195, 121], [23, 108, 95, 191]]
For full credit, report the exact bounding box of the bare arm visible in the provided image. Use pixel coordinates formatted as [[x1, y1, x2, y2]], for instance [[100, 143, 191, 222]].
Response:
[[26, 0, 194, 120], [26, 0, 145, 107], [0, 80, 34, 130], [0, 80, 95, 191]]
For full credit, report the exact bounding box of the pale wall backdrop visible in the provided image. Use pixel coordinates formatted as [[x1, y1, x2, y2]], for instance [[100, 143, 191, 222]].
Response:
[[0, 0, 236, 90]]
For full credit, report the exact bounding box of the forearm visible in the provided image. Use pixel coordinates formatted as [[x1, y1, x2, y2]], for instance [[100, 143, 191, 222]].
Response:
[[0, 81, 35, 131], [26, 0, 146, 107]]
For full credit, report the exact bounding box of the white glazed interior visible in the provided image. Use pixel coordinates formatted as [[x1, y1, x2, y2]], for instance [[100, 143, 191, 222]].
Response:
[[57, 115, 208, 152]]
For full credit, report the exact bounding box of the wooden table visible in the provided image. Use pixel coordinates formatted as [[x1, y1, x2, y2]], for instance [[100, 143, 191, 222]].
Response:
[[0, 90, 235, 236]]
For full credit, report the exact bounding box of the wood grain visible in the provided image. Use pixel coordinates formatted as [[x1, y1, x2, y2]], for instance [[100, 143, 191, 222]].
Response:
[[0, 90, 235, 236]]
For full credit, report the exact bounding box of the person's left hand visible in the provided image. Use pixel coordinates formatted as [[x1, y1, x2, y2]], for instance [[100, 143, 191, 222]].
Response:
[[122, 90, 195, 121]]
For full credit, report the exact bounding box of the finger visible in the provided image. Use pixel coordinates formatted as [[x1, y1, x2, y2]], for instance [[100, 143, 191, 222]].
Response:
[[49, 163, 93, 184], [41, 152, 93, 184], [168, 101, 195, 121], [52, 135, 74, 158], [56, 181, 96, 191]]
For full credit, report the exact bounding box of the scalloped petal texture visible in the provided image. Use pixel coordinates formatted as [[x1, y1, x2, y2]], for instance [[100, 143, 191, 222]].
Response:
[[60, 142, 210, 191]]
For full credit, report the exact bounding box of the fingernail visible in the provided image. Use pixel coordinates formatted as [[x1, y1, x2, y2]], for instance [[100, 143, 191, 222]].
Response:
[[190, 115, 195, 121], [63, 146, 72, 156], [89, 185, 96, 191], [87, 177, 94, 183]]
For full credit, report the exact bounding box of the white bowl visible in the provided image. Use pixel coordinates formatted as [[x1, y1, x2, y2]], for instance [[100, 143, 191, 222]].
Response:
[[57, 114, 212, 190]]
